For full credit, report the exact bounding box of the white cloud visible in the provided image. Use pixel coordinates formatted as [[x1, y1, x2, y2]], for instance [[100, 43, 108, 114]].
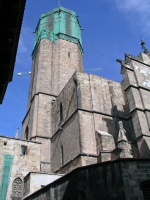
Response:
[[113, 0, 150, 34], [114, 0, 150, 12], [16, 26, 33, 67], [18, 39, 28, 53]]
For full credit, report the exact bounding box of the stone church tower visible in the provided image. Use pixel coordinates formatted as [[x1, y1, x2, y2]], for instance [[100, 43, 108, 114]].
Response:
[[1, 6, 150, 200], [22, 6, 150, 175], [22, 6, 83, 172]]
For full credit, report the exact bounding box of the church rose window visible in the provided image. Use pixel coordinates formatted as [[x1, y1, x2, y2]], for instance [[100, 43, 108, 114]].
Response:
[[141, 181, 150, 200], [12, 178, 22, 199]]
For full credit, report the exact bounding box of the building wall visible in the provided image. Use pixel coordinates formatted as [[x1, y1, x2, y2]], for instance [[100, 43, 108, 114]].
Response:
[[121, 53, 150, 158], [24, 172, 62, 197], [51, 71, 136, 173], [51, 74, 78, 136], [22, 93, 53, 172], [27, 38, 83, 107], [23, 159, 150, 200], [51, 112, 81, 173], [0, 136, 41, 200], [22, 38, 83, 173]]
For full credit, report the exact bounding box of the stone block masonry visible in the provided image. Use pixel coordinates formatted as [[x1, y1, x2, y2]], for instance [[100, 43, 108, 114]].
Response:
[[121, 53, 150, 157], [51, 71, 135, 173], [22, 38, 83, 173], [0, 136, 41, 200]]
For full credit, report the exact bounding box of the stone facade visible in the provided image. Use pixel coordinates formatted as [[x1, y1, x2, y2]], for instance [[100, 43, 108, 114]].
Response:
[[51, 71, 136, 173], [0, 136, 41, 200], [50, 52, 150, 174]]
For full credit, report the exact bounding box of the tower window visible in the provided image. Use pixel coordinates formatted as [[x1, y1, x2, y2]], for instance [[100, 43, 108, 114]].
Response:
[[141, 181, 150, 200], [4, 141, 7, 146], [68, 52, 70, 58], [21, 145, 27, 155], [60, 102, 63, 123], [61, 145, 64, 166]]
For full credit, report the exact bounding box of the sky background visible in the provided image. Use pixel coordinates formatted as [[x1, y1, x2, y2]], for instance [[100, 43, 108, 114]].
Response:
[[0, 0, 150, 137]]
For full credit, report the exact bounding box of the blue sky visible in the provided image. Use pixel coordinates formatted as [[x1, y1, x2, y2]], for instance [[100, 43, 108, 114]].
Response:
[[0, 0, 150, 137]]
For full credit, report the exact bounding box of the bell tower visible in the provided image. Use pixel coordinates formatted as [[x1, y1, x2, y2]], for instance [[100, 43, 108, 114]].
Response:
[[22, 6, 83, 172]]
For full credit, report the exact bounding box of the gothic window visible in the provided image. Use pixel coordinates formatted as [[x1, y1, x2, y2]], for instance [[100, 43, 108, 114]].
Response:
[[141, 181, 150, 200], [12, 178, 22, 200], [25, 126, 29, 140], [60, 102, 63, 123]]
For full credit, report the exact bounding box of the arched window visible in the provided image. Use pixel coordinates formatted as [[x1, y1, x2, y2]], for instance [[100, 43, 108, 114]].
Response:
[[12, 177, 22, 200], [141, 181, 150, 200], [25, 126, 29, 140]]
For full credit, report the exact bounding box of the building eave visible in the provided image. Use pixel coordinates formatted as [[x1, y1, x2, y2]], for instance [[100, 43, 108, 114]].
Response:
[[0, 0, 26, 104]]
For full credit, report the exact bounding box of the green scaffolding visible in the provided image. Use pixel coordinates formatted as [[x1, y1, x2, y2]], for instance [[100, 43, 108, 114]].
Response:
[[0, 154, 14, 200]]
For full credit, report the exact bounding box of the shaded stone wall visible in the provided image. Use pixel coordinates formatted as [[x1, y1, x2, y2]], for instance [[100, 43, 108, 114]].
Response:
[[23, 159, 150, 200], [51, 75, 78, 136], [51, 113, 81, 173]]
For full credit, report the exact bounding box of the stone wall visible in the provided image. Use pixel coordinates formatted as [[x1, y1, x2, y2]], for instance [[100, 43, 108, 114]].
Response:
[[22, 38, 83, 173], [23, 159, 150, 200], [24, 172, 62, 197], [51, 71, 135, 173], [0, 136, 41, 200], [22, 93, 53, 172], [27, 38, 83, 108], [51, 74, 78, 136], [121, 53, 150, 157], [51, 112, 81, 173]]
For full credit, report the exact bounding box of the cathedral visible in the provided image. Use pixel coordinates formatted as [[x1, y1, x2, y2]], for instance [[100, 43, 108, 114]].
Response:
[[0, 6, 150, 200]]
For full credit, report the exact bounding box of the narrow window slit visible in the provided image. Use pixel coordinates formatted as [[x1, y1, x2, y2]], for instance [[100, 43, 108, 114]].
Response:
[[60, 102, 63, 123], [61, 145, 64, 166], [21, 145, 27, 155], [4, 142, 7, 146]]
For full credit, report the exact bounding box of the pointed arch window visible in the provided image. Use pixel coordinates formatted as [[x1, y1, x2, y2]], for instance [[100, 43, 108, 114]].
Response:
[[11, 177, 23, 200], [141, 181, 150, 200]]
